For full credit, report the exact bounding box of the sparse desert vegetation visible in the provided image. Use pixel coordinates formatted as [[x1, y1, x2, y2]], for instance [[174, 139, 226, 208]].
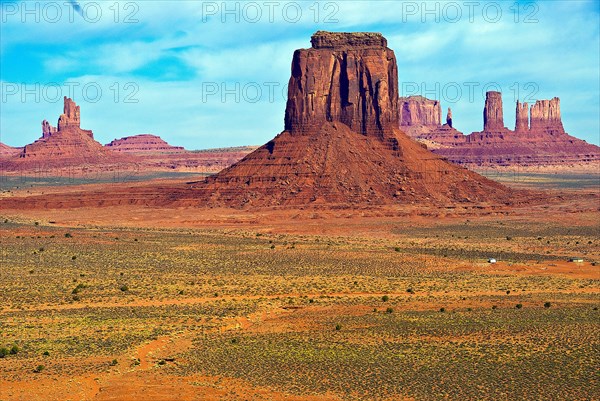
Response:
[[0, 215, 598, 400]]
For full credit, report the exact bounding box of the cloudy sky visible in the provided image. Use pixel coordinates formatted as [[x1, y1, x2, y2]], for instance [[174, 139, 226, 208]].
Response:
[[1, 0, 599, 148]]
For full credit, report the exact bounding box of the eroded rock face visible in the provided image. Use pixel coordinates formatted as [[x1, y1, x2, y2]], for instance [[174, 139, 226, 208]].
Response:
[[57, 97, 81, 131], [105, 134, 186, 154], [398, 91, 598, 169], [530, 97, 565, 135], [399, 96, 441, 127], [0, 142, 22, 157], [285, 31, 399, 137], [446, 108, 453, 128], [431, 95, 598, 168], [42, 120, 57, 139], [16, 97, 112, 165], [483, 91, 506, 132], [515, 101, 529, 133]]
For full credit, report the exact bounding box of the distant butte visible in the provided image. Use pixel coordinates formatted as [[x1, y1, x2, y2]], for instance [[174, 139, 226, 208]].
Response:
[[105, 134, 186, 154], [400, 92, 600, 168]]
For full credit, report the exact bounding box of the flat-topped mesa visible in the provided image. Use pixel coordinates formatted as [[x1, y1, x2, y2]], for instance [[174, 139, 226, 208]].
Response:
[[285, 31, 399, 137], [483, 91, 507, 132], [399, 96, 441, 127], [105, 134, 186, 154], [310, 31, 388, 49], [42, 120, 57, 139], [530, 97, 565, 135]]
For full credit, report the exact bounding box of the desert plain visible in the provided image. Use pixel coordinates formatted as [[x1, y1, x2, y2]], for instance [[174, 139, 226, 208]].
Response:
[[0, 172, 598, 401]]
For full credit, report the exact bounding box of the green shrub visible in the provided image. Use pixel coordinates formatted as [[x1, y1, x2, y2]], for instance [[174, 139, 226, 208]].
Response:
[[335, 324, 342, 331], [120, 285, 129, 292], [516, 303, 523, 309], [64, 233, 72, 238], [0, 347, 8, 358], [386, 307, 394, 314], [381, 295, 389, 302], [544, 302, 551, 308], [10, 345, 19, 355], [439, 307, 446, 313], [34, 365, 45, 373]]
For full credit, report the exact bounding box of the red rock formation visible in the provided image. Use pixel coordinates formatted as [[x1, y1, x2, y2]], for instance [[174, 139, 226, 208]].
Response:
[[12, 97, 125, 168], [285, 31, 398, 137], [398, 96, 466, 148], [483, 91, 508, 132], [530, 97, 565, 135], [57, 97, 80, 130], [105, 134, 186, 154], [399, 96, 441, 127], [42, 120, 57, 139], [0, 142, 21, 157], [430, 96, 599, 168], [515, 101, 529, 133], [177, 31, 513, 208]]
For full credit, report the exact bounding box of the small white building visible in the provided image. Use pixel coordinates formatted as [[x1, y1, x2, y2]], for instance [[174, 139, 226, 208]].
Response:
[[569, 257, 584, 263], [488, 258, 497, 264]]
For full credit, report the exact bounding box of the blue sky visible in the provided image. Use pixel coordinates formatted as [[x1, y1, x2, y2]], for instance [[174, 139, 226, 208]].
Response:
[[1, 0, 599, 148]]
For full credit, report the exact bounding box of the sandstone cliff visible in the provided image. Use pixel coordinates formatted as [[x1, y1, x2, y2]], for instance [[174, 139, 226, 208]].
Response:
[[530, 97, 565, 135], [483, 91, 509, 132], [515, 101, 529, 133], [399, 96, 441, 127], [285, 31, 399, 137]]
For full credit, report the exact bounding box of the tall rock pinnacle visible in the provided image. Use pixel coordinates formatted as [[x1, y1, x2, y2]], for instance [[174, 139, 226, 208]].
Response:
[[42, 120, 57, 139], [57, 97, 81, 131], [483, 91, 505, 131], [285, 31, 399, 137], [515, 101, 529, 132]]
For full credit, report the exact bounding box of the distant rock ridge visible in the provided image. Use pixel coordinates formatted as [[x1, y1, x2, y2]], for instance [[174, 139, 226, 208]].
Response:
[[105, 134, 186, 154], [400, 92, 599, 168], [0, 142, 21, 157]]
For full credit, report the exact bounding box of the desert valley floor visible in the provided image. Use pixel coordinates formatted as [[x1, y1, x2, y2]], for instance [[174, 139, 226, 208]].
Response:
[[0, 176, 598, 401]]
